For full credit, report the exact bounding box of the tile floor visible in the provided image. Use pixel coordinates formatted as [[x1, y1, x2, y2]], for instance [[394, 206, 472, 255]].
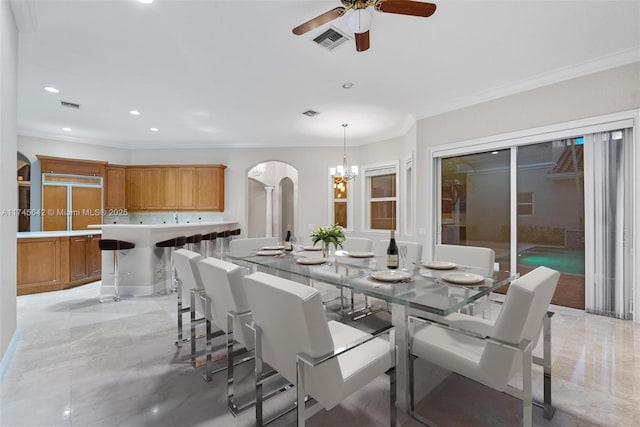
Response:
[[1, 281, 638, 426]]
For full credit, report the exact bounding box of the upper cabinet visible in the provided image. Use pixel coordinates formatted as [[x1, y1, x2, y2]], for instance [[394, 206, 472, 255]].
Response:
[[105, 165, 126, 210], [124, 164, 225, 212], [38, 155, 106, 177]]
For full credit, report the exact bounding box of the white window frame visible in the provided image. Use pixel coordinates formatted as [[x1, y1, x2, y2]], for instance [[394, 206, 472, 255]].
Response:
[[361, 160, 400, 234], [403, 154, 414, 237], [327, 168, 354, 232]]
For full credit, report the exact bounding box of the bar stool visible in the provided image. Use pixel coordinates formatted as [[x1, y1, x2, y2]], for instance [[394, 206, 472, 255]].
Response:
[[201, 232, 217, 257], [186, 233, 202, 253], [98, 239, 135, 302], [155, 236, 186, 294], [216, 230, 231, 258]]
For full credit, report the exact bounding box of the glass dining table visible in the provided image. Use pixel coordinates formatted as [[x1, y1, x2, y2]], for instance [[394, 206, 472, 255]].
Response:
[[225, 249, 554, 418]]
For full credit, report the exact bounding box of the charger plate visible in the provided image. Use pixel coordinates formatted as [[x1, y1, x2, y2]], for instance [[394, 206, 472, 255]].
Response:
[[370, 270, 412, 282], [296, 258, 327, 265], [441, 272, 484, 285]]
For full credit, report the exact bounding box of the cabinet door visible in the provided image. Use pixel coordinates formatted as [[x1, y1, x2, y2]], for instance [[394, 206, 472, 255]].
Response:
[[126, 168, 144, 211], [86, 235, 102, 278], [162, 168, 178, 209], [143, 168, 163, 210], [71, 186, 103, 231], [196, 167, 225, 211], [42, 185, 68, 231], [69, 236, 88, 282], [178, 168, 196, 209], [17, 238, 61, 293], [105, 166, 126, 209]]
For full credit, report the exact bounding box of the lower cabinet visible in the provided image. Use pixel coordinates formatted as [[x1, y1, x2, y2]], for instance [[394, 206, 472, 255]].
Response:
[[17, 234, 102, 295]]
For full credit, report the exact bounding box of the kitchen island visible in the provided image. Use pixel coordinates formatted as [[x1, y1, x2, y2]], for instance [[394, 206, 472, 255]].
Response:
[[89, 221, 238, 298]]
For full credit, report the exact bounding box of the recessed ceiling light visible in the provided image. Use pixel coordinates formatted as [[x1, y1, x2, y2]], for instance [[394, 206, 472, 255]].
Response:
[[129, 110, 141, 116], [342, 82, 354, 89], [44, 86, 60, 93], [491, 151, 499, 155], [150, 127, 159, 132], [137, 0, 154, 4], [62, 127, 72, 132]]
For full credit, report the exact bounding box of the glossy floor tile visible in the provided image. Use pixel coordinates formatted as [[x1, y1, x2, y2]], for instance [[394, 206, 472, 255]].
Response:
[[1, 282, 638, 426]]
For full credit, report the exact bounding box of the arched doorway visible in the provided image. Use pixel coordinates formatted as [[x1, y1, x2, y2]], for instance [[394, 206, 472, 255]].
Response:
[[247, 161, 298, 241]]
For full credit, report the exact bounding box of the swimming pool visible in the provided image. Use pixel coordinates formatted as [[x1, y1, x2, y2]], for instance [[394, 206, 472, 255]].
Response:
[[517, 246, 585, 275]]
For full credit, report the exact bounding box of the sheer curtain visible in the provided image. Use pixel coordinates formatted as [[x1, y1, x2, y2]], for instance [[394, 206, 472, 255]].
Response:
[[584, 128, 633, 319]]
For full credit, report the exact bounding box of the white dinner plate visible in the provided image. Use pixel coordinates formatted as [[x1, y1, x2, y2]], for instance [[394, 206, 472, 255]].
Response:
[[422, 261, 457, 270], [441, 272, 484, 285], [256, 250, 283, 256], [303, 246, 323, 251], [348, 251, 375, 258], [370, 270, 412, 282], [296, 257, 327, 265], [262, 245, 285, 250]]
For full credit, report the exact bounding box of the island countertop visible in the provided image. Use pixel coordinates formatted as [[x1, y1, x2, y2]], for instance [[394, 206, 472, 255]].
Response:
[[18, 230, 102, 239], [95, 220, 239, 297]]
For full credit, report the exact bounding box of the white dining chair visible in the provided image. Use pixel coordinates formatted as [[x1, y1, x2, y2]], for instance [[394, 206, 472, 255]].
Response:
[[196, 256, 257, 414], [408, 266, 560, 427], [228, 237, 279, 255], [243, 271, 397, 427], [342, 236, 373, 253], [374, 240, 424, 268], [434, 244, 495, 316], [173, 248, 207, 359]]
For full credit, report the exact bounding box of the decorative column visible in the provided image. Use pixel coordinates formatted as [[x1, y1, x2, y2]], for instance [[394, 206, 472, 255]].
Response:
[[264, 186, 275, 237]]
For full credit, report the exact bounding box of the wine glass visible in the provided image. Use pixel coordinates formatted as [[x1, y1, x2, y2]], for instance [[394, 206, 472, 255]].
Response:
[[399, 245, 408, 270]]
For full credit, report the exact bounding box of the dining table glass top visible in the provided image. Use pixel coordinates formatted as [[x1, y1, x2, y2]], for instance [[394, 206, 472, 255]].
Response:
[[225, 249, 515, 316]]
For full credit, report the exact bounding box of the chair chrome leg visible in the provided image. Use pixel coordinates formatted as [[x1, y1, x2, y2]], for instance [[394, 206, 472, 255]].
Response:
[[543, 312, 555, 419], [389, 367, 397, 427], [522, 344, 533, 427], [296, 359, 306, 427], [255, 325, 264, 427]]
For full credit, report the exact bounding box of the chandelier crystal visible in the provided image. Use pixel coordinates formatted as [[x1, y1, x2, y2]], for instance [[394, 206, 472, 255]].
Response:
[[330, 123, 358, 182]]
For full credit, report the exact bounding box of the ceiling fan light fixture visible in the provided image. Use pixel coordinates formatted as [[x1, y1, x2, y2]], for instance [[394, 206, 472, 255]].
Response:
[[346, 8, 373, 33]]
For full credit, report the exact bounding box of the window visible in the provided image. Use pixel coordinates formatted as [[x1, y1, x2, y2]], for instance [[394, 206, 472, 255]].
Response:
[[328, 172, 353, 230], [363, 161, 399, 231], [517, 192, 534, 215]]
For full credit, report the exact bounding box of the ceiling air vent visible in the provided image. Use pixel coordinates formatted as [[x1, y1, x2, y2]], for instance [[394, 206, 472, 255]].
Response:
[[302, 109, 320, 117], [60, 101, 80, 109], [312, 26, 350, 51]]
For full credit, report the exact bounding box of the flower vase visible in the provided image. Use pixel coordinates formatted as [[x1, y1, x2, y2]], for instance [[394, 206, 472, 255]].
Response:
[[322, 241, 330, 259]]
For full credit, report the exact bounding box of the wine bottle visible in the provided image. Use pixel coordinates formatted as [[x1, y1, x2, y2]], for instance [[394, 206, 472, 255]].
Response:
[[284, 225, 293, 251], [387, 230, 399, 269]]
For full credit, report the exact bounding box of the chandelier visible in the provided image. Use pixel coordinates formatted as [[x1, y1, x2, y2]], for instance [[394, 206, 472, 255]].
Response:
[[330, 123, 358, 182]]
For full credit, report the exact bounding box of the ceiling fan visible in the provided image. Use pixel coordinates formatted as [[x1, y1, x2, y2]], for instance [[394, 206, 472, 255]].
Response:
[[292, 0, 437, 52]]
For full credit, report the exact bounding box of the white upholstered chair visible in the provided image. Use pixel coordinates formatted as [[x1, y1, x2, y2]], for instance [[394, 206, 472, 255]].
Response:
[[228, 237, 279, 255], [243, 271, 397, 427], [173, 249, 207, 358], [408, 266, 560, 427], [196, 257, 256, 413], [373, 240, 424, 268], [341, 237, 373, 253], [434, 244, 495, 316]]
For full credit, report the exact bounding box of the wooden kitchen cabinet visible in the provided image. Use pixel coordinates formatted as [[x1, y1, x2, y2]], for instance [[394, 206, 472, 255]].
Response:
[[161, 167, 178, 209], [142, 168, 163, 210], [122, 164, 225, 211], [105, 165, 126, 209], [178, 167, 196, 209], [196, 166, 225, 210], [38, 155, 106, 177], [17, 234, 101, 295], [69, 234, 102, 282], [126, 167, 144, 210]]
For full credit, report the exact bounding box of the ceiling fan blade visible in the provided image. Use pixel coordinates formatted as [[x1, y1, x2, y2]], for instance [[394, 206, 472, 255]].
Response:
[[376, 0, 436, 18], [292, 7, 347, 35], [355, 31, 370, 52]]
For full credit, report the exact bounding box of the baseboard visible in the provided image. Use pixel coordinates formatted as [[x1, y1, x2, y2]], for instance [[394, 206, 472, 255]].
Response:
[[0, 330, 20, 383]]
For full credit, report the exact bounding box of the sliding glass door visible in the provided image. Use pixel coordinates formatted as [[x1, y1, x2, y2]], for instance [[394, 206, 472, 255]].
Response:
[[436, 127, 633, 316]]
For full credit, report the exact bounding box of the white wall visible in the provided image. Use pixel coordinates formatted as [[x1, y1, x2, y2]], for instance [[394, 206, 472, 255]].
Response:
[[0, 0, 18, 370]]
